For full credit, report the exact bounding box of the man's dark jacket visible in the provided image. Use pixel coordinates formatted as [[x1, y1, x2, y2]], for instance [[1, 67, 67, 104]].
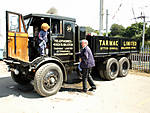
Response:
[[80, 46, 95, 69]]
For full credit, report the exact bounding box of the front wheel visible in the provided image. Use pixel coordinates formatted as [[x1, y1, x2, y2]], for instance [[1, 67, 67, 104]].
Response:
[[34, 63, 63, 96]]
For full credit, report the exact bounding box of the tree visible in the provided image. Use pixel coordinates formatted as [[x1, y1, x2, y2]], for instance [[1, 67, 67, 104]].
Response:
[[85, 26, 94, 35], [85, 26, 99, 35], [47, 7, 58, 14], [145, 25, 150, 41], [124, 22, 144, 39], [94, 30, 99, 35], [110, 24, 125, 37]]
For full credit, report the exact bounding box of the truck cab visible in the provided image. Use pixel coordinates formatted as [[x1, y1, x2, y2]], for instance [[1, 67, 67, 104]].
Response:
[[4, 11, 85, 96], [6, 11, 79, 62], [24, 13, 78, 62]]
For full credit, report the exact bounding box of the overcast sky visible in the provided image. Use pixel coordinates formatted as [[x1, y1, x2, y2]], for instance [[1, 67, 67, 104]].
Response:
[[1, 0, 150, 30]]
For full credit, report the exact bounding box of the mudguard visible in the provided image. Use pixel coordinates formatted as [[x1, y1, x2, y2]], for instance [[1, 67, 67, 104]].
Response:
[[30, 56, 67, 82]]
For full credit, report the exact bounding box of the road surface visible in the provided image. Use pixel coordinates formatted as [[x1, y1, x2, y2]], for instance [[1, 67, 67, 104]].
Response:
[[0, 61, 150, 113]]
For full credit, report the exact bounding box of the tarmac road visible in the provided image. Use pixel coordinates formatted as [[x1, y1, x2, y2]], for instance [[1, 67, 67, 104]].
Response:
[[0, 62, 150, 113]]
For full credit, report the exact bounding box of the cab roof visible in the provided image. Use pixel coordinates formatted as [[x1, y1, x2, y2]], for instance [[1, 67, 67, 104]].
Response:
[[24, 13, 76, 22]]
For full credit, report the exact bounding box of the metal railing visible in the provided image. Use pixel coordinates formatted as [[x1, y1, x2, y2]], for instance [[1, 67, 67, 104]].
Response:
[[130, 46, 150, 73]]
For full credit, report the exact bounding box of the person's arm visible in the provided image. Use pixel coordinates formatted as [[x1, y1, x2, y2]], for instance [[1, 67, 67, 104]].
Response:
[[84, 49, 89, 60], [39, 31, 43, 41]]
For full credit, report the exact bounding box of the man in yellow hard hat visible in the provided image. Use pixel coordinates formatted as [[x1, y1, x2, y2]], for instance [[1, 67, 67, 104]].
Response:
[[38, 23, 50, 56]]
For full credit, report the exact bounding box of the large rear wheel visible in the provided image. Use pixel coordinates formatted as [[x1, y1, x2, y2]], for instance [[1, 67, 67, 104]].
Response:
[[118, 57, 130, 77], [34, 63, 63, 96], [98, 64, 106, 80], [104, 58, 119, 80]]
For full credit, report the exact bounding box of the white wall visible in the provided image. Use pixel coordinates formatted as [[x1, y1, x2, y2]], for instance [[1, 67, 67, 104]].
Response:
[[0, 9, 6, 50]]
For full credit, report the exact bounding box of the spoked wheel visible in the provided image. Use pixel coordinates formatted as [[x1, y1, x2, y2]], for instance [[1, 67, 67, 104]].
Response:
[[34, 63, 63, 96], [43, 71, 58, 90]]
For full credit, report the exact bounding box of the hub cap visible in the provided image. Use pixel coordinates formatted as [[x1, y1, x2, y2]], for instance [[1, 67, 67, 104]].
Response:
[[43, 71, 58, 90], [110, 63, 117, 77]]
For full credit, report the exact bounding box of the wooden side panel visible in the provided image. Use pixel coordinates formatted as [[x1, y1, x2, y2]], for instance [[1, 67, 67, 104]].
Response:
[[8, 32, 29, 62]]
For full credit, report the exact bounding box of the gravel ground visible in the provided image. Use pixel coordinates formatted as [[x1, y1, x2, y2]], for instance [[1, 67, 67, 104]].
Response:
[[0, 61, 150, 113]]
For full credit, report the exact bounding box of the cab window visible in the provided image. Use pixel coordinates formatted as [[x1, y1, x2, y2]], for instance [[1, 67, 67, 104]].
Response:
[[51, 19, 63, 35], [24, 18, 31, 30], [8, 13, 19, 32]]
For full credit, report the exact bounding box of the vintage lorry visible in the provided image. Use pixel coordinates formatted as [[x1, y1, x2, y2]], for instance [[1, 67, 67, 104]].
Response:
[[2, 11, 140, 96]]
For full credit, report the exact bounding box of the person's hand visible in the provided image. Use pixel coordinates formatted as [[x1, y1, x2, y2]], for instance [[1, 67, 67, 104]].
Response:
[[79, 58, 81, 62]]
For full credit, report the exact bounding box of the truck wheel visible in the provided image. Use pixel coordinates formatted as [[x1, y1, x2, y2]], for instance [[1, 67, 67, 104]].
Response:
[[119, 57, 130, 77], [98, 64, 106, 80], [11, 71, 31, 85], [34, 63, 63, 96], [104, 58, 119, 80]]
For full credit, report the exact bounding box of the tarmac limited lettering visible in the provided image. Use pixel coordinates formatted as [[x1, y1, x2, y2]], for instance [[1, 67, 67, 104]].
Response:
[[100, 47, 118, 50], [110, 47, 118, 50], [121, 47, 136, 50], [99, 40, 118, 46], [109, 41, 118, 46], [123, 41, 137, 46], [100, 47, 108, 50], [121, 47, 131, 49]]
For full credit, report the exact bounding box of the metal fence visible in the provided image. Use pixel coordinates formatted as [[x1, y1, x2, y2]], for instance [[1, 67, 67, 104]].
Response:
[[130, 46, 150, 73]]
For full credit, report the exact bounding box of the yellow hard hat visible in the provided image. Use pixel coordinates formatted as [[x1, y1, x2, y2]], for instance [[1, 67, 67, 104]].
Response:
[[41, 23, 50, 30]]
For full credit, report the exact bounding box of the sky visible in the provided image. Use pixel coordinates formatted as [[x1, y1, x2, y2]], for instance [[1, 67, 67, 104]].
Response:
[[1, 0, 150, 30]]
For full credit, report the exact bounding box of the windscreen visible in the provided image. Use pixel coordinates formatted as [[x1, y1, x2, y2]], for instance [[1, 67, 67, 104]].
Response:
[[24, 17, 32, 31]]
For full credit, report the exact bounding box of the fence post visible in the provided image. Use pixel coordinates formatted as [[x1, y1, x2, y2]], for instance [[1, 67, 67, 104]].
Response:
[[139, 48, 141, 71], [130, 45, 150, 73], [149, 46, 150, 72], [146, 46, 148, 72], [144, 46, 146, 72]]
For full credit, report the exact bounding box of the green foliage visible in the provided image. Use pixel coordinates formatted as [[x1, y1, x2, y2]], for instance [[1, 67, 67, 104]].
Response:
[[94, 30, 99, 35], [85, 26, 94, 35], [85, 23, 150, 47], [110, 24, 125, 37], [144, 41, 150, 47], [85, 26, 99, 35], [109, 22, 150, 46], [145, 25, 150, 41], [124, 22, 143, 39]]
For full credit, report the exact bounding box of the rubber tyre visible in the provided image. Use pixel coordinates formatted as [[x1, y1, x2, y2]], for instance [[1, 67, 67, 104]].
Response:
[[104, 58, 119, 80], [119, 57, 130, 77], [11, 71, 31, 85], [98, 64, 106, 80], [34, 63, 63, 97]]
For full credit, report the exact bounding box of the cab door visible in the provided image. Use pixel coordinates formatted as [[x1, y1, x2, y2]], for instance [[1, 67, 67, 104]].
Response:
[[6, 11, 29, 62]]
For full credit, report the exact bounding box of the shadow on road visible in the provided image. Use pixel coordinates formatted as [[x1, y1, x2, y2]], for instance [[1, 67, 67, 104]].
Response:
[[0, 70, 103, 99], [60, 87, 82, 92], [0, 76, 41, 98]]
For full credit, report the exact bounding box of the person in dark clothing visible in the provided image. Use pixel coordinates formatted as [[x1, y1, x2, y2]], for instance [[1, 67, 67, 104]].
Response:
[[38, 23, 50, 56], [80, 39, 96, 92]]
